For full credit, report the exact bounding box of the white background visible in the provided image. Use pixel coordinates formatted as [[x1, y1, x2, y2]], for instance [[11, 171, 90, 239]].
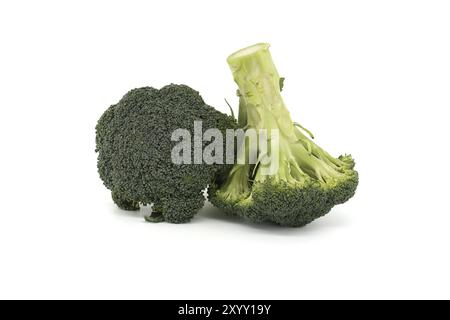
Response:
[[0, 0, 449, 300]]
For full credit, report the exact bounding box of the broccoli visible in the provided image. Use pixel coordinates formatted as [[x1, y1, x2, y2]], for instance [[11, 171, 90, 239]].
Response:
[[96, 84, 236, 223], [209, 43, 358, 227]]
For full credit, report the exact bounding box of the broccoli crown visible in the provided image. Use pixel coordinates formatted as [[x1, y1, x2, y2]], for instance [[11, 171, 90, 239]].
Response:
[[96, 84, 236, 223], [209, 44, 359, 227]]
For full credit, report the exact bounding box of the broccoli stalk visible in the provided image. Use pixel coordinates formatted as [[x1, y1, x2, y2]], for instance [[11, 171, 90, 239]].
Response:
[[209, 43, 358, 227], [230, 43, 352, 184]]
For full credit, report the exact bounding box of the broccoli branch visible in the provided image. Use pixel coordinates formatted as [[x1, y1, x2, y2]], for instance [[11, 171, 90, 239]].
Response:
[[227, 43, 349, 185]]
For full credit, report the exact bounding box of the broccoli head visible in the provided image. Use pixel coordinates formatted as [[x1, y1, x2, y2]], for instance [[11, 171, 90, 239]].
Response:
[[209, 44, 358, 227], [96, 84, 236, 223]]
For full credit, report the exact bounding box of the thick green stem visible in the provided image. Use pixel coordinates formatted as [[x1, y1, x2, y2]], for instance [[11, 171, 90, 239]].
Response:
[[227, 43, 345, 184], [227, 43, 296, 137]]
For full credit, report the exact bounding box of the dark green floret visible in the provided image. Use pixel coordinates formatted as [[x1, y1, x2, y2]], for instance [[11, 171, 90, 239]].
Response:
[[96, 84, 236, 223]]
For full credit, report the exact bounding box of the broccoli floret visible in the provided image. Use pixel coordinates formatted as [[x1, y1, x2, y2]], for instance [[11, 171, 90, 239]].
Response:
[[96, 84, 236, 223], [209, 44, 358, 227]]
